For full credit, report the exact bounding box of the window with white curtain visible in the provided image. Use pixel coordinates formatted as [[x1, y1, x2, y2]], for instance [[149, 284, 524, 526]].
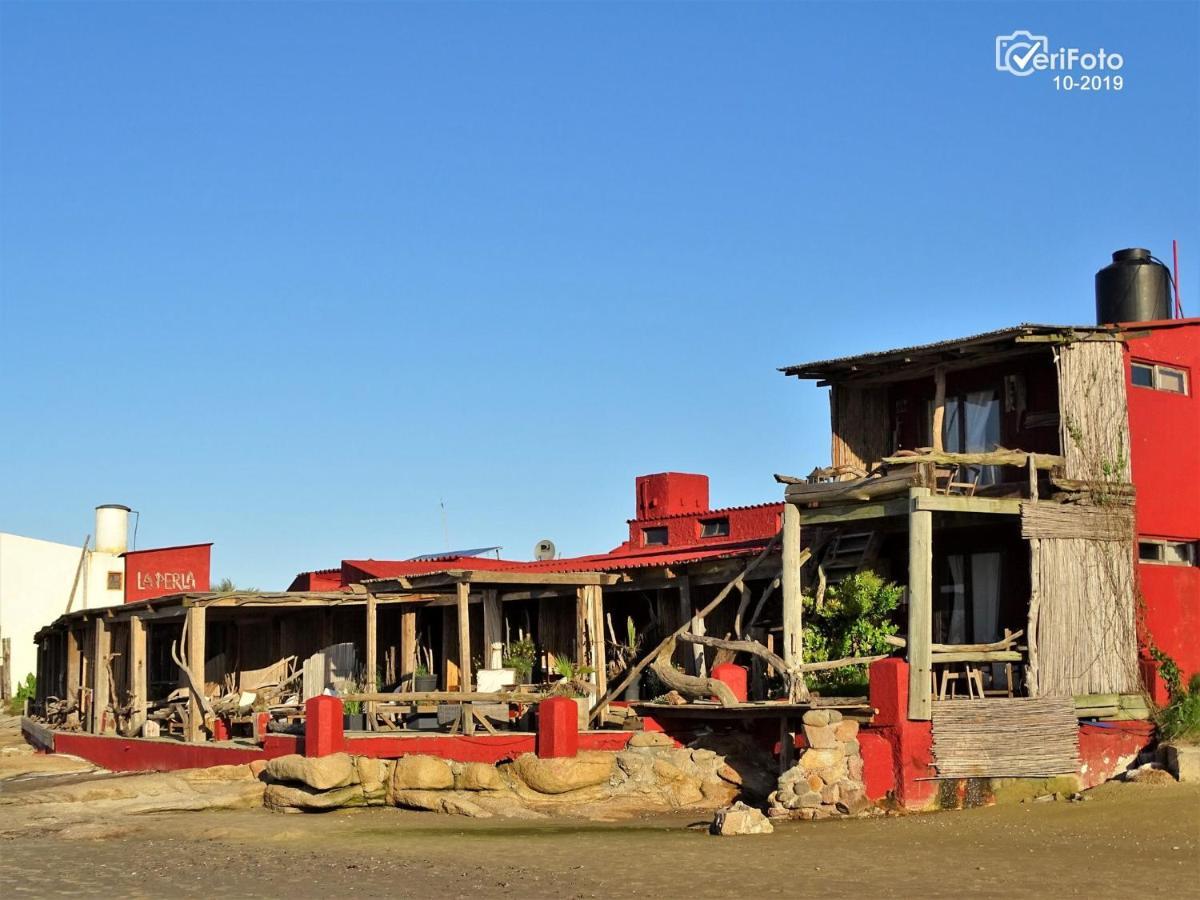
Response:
[[942, 389, 1001, 485]]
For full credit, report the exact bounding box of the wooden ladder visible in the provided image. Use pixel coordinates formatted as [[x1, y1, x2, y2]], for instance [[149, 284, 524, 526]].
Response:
[[821, 531, 879, 584]]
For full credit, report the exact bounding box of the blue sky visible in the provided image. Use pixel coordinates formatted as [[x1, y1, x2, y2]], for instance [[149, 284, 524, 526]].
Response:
[[2, 2, 1196, 587]]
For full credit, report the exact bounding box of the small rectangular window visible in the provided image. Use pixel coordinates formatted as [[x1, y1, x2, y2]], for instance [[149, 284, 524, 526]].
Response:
[[1131, 361, 1189, 395], [1131, 363, 1154, 387], [642, 526, 668, 547], [1139, 539, 1196, 566], [107, 571, 123, 591], [699, 517, 730, 538]]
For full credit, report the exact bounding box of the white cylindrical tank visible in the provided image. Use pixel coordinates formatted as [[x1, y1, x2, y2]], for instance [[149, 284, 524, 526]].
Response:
[[94, 504, 131, 554]]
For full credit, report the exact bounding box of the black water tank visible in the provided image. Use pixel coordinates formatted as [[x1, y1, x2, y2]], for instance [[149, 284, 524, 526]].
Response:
[[1095, 248, 1172, 324]]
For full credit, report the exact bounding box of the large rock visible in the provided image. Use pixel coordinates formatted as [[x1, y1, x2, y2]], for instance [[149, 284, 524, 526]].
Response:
[[802, 724, 839, 750], [392, 755, 454, 791], [834, 720, 860, 742], [799, 748, 845, 771], [511, 751, 615, 795], [711, 801, 774, 836], [264, 782, 366, 811], [393, 789, 492, 817], [801, 710, 830, 727], [455, 762, 505, 791], [266, 753, 358, 791], [355, 757, 390, 794]]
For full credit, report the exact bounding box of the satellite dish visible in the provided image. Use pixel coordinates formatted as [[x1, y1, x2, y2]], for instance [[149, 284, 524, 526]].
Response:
[[534, 539, 556, 561]]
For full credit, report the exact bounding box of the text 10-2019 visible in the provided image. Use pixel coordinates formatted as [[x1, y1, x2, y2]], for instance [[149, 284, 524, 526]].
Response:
[[1054, 74, 1123, 91]]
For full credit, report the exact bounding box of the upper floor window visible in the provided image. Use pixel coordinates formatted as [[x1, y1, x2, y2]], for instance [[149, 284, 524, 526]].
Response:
[[1138, 539, 1197, 566], [642, 526, 668, 547], [1131, 361, 1188, 395], [699, 517, 730, 539], [107, 571, 123, 591]]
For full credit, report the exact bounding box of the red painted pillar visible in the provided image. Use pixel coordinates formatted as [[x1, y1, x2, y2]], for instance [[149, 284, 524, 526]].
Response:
[[712, 663, 748, 702], [536, 696, 579, 759], [211, 718, 230, 741], [868, 657, 909, 726], [305, 695, 345, 758]]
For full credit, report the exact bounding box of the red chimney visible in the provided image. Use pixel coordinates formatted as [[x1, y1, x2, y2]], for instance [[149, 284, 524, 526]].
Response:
[[635, 473, 709, 520]]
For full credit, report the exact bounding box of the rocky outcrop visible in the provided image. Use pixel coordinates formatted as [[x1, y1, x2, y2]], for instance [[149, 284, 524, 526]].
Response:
[[392, 755, 454, 791], [511, 751, 615, 794]]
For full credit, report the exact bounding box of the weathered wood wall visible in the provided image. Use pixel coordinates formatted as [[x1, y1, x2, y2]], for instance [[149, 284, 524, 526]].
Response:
[[1028, 535, 1139, 697], [830, 383, 891, 472], [1056, 341, 1130, 482]]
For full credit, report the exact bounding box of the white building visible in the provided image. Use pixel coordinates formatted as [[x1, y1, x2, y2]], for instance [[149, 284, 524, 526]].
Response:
[[0, 505, 130, 696]]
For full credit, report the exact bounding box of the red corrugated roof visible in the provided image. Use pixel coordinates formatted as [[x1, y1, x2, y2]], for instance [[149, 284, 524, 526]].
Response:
[[626, 501, 783, 524]]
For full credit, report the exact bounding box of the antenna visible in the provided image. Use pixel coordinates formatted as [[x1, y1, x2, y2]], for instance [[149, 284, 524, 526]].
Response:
[[534, 539, 557, 561], [440, 498, 449, 550]]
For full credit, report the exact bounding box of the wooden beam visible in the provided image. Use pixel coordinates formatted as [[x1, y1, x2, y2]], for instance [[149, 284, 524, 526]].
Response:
[[365, 593, 378, 724], [184, 605, 207, 742], [795, 498, 912, 526], [456, 582, 471, 693], [913, 495, 1022, 515], [881, 449, 1064, 470], [907, 487, 933, 721], [90, 617, 109, 734], [678, 575, 702, 676], [128, 615, 147, 737]]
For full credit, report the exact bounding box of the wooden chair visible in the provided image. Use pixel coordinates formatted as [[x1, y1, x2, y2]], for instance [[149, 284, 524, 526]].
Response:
[[940, 464, 980, 496]]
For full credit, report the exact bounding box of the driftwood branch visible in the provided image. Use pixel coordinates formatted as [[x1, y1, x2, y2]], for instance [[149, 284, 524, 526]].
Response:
[[797, 654, 889, 672], [880, 449, 1064, 470], [678, 632, 788, 676], [885, 630, 1023, 653], [588, 531, 782, 722], [650, 639, 739, 707]]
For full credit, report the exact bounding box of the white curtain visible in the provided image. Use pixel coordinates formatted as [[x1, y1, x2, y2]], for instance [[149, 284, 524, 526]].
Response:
[[942, 554, 967, 644], [944, 390, 1001, 485]]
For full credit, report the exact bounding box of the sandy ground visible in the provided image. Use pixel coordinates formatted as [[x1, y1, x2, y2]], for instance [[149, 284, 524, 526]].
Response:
[[2, 718, 1197, 899]]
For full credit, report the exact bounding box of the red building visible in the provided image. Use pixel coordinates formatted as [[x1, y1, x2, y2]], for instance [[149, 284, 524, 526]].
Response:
[[1124, 320, 1200, 700]]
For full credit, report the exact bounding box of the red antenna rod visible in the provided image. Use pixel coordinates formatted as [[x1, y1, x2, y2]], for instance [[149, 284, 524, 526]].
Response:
[[1173, 239, 1183, 318]]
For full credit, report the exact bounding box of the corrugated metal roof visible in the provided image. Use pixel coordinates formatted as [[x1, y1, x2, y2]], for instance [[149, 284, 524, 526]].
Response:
[[779, 323, 1121, 379], [627, 501, 783, 524]]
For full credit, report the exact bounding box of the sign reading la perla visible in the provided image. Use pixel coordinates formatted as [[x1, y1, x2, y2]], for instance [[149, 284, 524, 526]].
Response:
[[137, 571, 198, 592]]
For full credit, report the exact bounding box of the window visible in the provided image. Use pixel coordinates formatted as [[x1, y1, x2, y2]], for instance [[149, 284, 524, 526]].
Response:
[[642, 526, 668, 547], [699, 517, 730, 539], [106, 571, 123, 591], [1138, 539, 1197, 566], [1131, 361, 1189, 395]]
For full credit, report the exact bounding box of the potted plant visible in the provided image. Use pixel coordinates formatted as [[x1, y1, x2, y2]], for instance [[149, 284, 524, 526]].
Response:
[[342, 695, 366, 732], [503, 638, 537, 685], [412, 662, 438, 693], [550, 658, 595, 729]]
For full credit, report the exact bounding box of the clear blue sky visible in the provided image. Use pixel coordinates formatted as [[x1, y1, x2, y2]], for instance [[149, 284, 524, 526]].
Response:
[[2, 2, 1196, 588]]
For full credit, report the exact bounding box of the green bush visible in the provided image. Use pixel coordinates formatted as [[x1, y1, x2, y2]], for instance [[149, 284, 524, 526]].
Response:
[[1157, 671, 1200, 744], [802, 571, 901, 692], [8, 673, 36, 715]]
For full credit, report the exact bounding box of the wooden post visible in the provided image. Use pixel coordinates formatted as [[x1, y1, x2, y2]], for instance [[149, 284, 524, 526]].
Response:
[[907, 487, 933, 721], [590, 585, 607, 709], [400, 609, 417, 688], [482, 589, 502, 662], [456, 582, 472, 692], [781, 503, 803, 667], [129, 615, 147, 737], [185, 606, 207, 742], [90, 617, 110, 734], [575, 587, 588, 669], [365, 593, 378, 726], [66, 627, 82, 709], [678, 575, 703, 675], [932, 366, 946, 451], [1, 636, 10, 702]]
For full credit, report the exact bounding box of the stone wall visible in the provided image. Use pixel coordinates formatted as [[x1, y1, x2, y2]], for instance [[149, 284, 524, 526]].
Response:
[[770, 710, 872, 820]]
